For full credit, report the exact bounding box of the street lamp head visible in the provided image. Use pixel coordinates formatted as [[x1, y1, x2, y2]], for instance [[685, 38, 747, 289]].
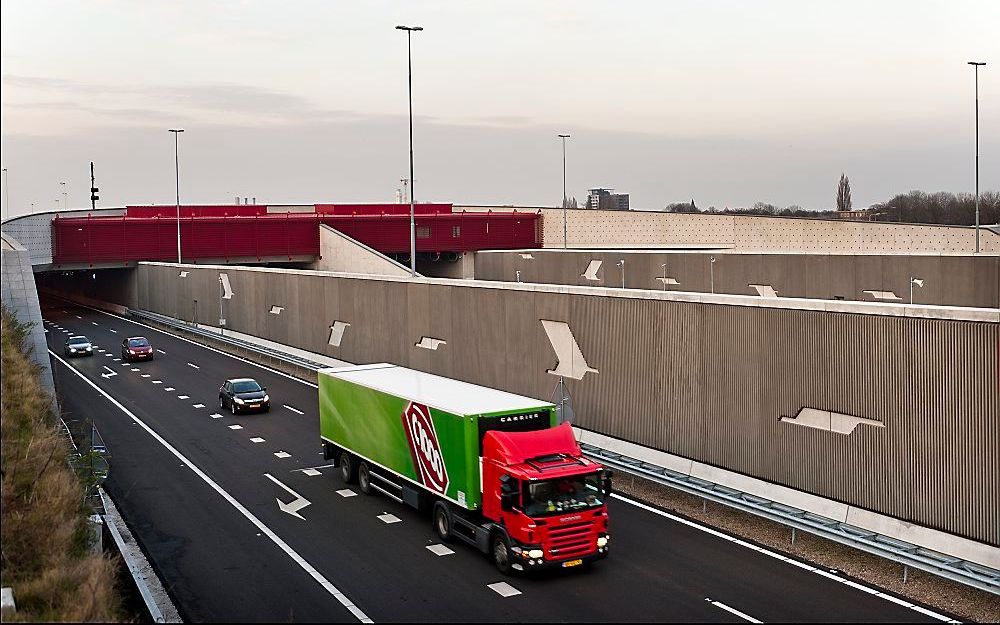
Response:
[[396, 25, 423, 31], [558, 134, 570, 138], [168, 128, 185, 133], [967, 61, 986, 66]]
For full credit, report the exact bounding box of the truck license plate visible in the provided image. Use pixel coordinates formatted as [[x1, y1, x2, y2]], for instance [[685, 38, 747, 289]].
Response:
[[562, 559, 583, 568]]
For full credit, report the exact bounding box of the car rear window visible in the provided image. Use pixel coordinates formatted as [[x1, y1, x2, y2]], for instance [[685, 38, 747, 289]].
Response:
[[233, 381, 262, 393], [128, 338, 150, 347]]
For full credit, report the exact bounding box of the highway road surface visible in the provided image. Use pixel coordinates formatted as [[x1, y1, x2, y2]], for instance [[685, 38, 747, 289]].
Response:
[[40, 297, 957, 623]]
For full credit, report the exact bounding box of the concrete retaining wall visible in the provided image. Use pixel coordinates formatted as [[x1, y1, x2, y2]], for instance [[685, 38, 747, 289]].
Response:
[[475, 249, 1000, 308], [130, 261, 999, 547], [1, 233, 55, 395]]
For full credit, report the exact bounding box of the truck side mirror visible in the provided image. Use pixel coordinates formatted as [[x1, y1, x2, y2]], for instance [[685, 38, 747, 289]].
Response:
[[602, 469, 614, 498], [499, 475, 518, 511]]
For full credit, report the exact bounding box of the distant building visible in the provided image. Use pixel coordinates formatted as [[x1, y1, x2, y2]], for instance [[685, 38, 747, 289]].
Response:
[[587, 188, 630, 211]]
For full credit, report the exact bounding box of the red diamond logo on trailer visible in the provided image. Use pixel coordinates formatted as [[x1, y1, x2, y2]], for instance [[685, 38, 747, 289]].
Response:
[[401, 402, 449, 495]]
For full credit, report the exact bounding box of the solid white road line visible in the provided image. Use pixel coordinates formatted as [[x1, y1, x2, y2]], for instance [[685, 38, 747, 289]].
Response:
[[283, 405, 304, 415], [706, 599, 761, 623], [612, 494, 957, 623], [48, 350, 373, 623]]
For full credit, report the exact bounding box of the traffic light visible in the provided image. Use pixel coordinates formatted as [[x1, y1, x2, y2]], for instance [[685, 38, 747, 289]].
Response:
[[90, 187, 99, 202]]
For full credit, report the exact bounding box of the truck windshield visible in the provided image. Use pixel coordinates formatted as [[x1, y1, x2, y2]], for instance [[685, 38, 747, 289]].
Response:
[[523, 473, 604, 516]]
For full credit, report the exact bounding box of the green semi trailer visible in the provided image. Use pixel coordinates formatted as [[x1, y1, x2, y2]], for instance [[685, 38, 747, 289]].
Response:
[[319, 363, 612, 573]]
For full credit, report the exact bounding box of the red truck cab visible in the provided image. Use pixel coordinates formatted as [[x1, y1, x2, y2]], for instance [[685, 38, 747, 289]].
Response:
[[480, 423, 611, 573]]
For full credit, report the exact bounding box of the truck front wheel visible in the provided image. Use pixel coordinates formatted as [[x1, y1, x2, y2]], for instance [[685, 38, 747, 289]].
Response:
[[433, 502, 452, 543], [358, 461, 373, 495], [340, 452, 358, 484], [492, 533, 513, 575]]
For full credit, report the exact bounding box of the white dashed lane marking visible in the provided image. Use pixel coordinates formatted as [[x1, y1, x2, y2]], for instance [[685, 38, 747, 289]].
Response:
[[301, 468, 322, 477], [92, 322, 99, 326], [210, 413, 223, 419], [141, 374, 151, 378], [156, 349, 166, 354], [250, 437, 265, 443], [274, 451, 291, 459], [487, 582, 521, 597], [177, 395, 190, 400], [283, 405, 304, 415], [187, 362, 199, 369], [193, 403, 205, 409], [165, 387, 175, 391], [336, 489, 357, 498], [426, 544, 454, 556], [109, 329, 117, 333], [377, 513, 402, 524], [228, 425, 243, 430], [152, 380, 162, 384], [131, 368, 140, 372]]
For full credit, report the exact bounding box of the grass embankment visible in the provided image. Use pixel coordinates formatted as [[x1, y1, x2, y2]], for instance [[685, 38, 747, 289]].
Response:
[[1, 305, 120, 621]]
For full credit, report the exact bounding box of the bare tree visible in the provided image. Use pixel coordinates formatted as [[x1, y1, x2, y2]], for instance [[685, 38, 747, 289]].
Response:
[[837, 173, 852, 211]]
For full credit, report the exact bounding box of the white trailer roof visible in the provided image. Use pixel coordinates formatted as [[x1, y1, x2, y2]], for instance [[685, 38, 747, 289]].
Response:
[[319, 363, 554, 416]]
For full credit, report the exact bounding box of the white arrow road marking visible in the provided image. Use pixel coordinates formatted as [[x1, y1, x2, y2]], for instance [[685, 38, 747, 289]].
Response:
[[187, 362, 199, 369], [101, 366, 118, 379], [156, 349, 166, 354], [264, 473, 311, 520], [705, 599, 761, 623], [283, 405, 304, 415]]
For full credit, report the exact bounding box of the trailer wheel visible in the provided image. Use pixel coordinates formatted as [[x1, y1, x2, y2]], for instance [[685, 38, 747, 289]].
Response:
[[340, 452, 358, 484], [492, 533, 513, 575], [358, 461, 373, 495], [433, 502, 452, 543]]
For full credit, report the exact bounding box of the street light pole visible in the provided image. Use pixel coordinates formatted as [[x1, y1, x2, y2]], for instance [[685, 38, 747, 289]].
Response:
[[617, 259, 625, 289], [558, 134, 570, 249], [1, 168, 8, 220], [60, 181, 67, 211], [968, 61, 986, 254], [396, 25, 423, 277], [169, 128, 185, 264]]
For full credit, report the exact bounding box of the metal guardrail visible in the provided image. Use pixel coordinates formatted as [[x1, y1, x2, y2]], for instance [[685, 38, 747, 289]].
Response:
[[582, 443, 1000, 596], [129, 306, 1000, 596], [128, 308, 328, 372]]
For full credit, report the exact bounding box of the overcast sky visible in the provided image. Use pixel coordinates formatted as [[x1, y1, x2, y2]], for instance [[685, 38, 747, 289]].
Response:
[[1, 1, 997, 216]]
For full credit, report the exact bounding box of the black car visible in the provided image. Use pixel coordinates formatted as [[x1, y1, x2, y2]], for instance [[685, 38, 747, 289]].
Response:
[[64, 335, 94, 357], [219, 378, 270, 414]]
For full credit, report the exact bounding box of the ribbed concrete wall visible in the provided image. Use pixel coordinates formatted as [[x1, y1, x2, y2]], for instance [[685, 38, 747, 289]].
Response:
[[475, 250, 1000, 308], [1, 234, 55, 396], [133, 262, 999, 546], [457, 205, 1000, 254]]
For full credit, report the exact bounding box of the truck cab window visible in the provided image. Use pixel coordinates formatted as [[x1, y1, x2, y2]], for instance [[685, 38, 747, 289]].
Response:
[[523, 473, 604, 516]]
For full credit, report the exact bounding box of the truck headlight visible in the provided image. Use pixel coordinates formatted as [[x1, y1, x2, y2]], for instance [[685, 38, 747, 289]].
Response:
[[527, 549, 544, 559], [597, 535, 609, 547]]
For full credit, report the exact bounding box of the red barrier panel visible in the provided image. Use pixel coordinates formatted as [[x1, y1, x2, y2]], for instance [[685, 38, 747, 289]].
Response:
[[51, 211, 539, 266]]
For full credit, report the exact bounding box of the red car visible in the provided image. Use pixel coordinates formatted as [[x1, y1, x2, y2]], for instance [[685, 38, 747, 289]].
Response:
[[121, 336, 154, 361]]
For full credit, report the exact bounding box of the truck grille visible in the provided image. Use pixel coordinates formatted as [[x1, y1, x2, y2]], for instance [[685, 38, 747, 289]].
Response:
[[546, 521, 593, 558]]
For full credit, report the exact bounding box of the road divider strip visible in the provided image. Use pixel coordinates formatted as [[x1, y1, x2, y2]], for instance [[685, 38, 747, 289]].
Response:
[[48, 350, 374, 624]]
